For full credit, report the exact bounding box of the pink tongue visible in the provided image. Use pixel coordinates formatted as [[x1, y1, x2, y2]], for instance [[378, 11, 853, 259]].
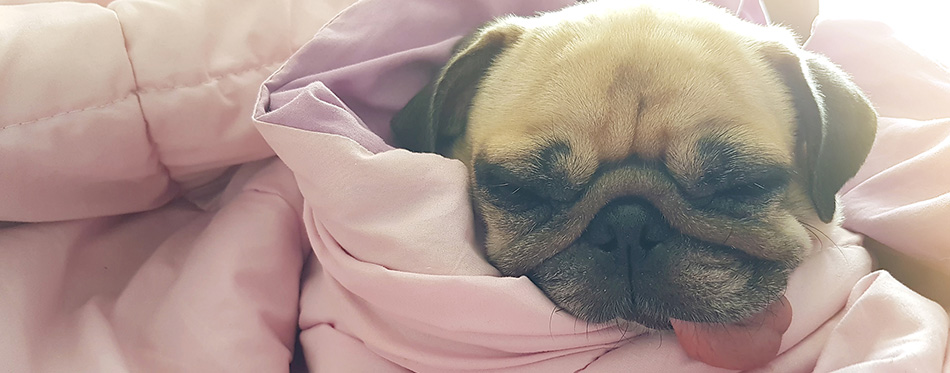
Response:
[[670, 296, 792, 370]]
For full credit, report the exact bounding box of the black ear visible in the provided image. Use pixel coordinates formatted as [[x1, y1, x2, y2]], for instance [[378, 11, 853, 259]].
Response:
[[391, 20, 525, 154], [764, 44, 877, 223]]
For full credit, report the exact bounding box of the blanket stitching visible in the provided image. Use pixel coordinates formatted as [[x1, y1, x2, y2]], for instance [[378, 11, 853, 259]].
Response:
[[136, 61, 285, 94], [1, 61, 285, 130], [107, 6, 182, 197], [1, 95, 137, 130]]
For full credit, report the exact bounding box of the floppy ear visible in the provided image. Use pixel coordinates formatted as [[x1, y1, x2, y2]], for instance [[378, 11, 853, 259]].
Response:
[[391, 20, 526, 154], [763, 43, 877, 223]]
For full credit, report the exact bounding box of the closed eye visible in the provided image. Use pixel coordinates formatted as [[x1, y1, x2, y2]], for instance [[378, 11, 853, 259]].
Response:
[[690, 169, 790, 214], [717, 178, 786, 201], [474, 162, 547, 213], [689, 137, 792, 208], [486, 182, 546, 211]]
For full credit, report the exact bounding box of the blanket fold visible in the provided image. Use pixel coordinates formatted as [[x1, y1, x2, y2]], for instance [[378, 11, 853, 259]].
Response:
[[1, 0, 948, 372], [252, 0, 949, 371], [0, 0, 352, 222]]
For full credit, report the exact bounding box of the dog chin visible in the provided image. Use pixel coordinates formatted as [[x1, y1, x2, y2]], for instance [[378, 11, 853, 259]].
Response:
[[523, 235, 792, 329]]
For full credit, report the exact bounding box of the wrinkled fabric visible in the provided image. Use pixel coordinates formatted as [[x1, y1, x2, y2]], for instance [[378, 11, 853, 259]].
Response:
[[810, 18, 950, 276], [0, 0, 357, 221], [253, 0, 949, 371], [0, 0, 356, 372], [1, 0, 948, 372]]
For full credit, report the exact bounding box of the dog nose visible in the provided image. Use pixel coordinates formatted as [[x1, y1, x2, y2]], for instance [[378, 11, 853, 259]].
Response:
[[583, 197, 672, 255]]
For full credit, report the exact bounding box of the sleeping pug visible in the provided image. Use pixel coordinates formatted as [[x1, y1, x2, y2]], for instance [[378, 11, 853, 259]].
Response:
[[391, 0, 876, 369]]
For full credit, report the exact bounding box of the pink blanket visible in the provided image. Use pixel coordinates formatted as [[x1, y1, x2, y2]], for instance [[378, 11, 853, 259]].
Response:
[[2, 0, 948, 372]]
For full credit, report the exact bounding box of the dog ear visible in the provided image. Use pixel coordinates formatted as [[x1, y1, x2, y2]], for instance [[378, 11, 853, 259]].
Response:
[[391, 20, 525, 154], [762, 43, 877, 223]]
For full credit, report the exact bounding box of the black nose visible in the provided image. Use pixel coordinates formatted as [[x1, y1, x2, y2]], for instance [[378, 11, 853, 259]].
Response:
[[583, 197, 672, 255]]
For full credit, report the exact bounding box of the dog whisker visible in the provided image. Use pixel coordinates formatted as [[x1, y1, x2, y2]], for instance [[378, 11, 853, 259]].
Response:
[[801, 221, 845, 257], [721, 226, 735, 246], [801, 223, 821, 246]]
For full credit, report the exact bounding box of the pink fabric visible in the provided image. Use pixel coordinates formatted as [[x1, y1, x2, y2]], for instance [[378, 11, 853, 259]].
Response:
[[252, 0, 949, 371], [806, 19, 950, 275], [1, 0, 948, 372], [0, 0, 357, 372], [0, 0, 357, 221]]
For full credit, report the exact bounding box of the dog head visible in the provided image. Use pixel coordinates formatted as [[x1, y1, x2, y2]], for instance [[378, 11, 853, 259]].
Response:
[[392, 0, 874, 349]]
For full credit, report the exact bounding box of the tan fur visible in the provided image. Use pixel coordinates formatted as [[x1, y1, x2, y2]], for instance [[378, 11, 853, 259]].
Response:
[[459, 0, 817, 266], [462, 0, 796, 164], [391, 0, 876, 325]]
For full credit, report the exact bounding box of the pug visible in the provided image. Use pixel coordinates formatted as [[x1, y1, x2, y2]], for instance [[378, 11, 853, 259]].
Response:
[[391, 0, 876, 369]]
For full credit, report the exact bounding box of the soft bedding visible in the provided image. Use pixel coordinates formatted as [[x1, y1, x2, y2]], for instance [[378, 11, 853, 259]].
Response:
[[0, 0, 355, 371], [1, 0, 948, 372]]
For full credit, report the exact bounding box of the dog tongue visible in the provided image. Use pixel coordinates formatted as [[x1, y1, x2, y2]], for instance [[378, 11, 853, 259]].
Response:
[[670, 295, 792, 370]]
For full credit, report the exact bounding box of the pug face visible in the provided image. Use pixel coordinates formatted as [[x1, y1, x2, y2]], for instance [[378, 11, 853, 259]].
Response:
[[392, 0, 875, 330]]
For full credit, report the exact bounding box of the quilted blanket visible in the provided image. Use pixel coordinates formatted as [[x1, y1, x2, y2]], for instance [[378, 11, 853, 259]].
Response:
[[2, 0, 948, 372]]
